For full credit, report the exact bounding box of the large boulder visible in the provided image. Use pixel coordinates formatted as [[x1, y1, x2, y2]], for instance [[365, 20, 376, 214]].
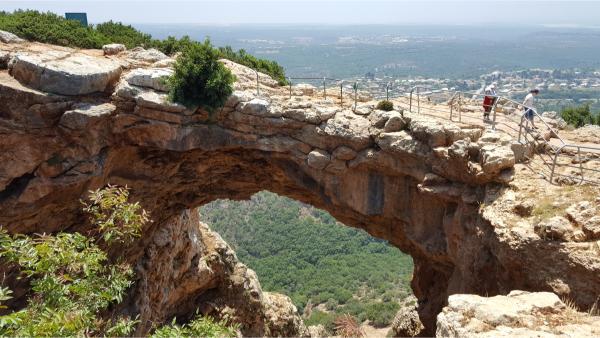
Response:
[[534, 216, 581, 242], [124, 68, 173, 92], [263, 292, 309, 337], [0, 50, 10, 69], [127, 47, 169, 63], [436, 291, 600, 337], [59, 103, 116, 130], [388, 296, 424, 337], [9, 51, 122, 95], [479, 144, 515, 175], [0, 30, 25, 43], [307, 149, 331, 169], [102, 43, 126, 56]]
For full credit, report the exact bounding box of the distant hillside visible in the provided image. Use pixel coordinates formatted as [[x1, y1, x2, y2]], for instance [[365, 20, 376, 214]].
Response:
[[200, 191, 413, 327]]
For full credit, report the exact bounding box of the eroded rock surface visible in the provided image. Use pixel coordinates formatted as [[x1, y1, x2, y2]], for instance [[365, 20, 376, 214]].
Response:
[[436, 291, 600, 337], [9, 51, 122, 95], [0, 30, 24, 44], [1, 41, 599, 336], [130, 209, 307, 336]]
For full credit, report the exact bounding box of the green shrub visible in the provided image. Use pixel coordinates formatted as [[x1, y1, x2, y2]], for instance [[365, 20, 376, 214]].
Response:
[[0, 10, 107, 48], [560, 104, 599, 127], [0, 186, 146, 336], [0, 186, 236, 336], [376, 100, 394, 112], [95, 21, 153, 48], [168, 39, 235, 111], [153, 35, 194, 55], [218, 46, 288, 85], [305, 310, 336, 334], [364, 302, 400, 327], [0, 10, 289, 86], [151, 313, 237, 338]]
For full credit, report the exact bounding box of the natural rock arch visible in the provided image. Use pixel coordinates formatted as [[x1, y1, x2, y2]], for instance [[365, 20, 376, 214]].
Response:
[[1, 44, 599, 335]]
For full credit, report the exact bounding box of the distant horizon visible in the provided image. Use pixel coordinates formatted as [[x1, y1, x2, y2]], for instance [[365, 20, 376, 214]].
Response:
[[3, 1, 600, 26]]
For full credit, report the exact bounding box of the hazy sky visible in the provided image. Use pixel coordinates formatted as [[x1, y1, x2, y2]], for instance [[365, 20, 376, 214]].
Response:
[[3, 1, 600, 26]]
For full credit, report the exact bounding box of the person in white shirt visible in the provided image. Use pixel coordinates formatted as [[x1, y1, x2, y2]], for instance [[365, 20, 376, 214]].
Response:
[[482, 83, 497, 121], [523, 88, 540, 129]]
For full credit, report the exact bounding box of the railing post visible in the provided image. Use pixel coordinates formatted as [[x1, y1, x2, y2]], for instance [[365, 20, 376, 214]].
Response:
[[490, 96, 499, 130], [323, 77, 327, 99], [340, 81, 343, 106], [458, 93, 462, 123], [255, 69, 260, 96], [450, 95, 454, 121], [417, 87, 421, 114], [577, 146, 584, 184], [288, 77, 292, 100], [409, 89, 413, 113], [353, 82, 358, 111], [549, 145, 566, 184], [386, 82, 390, 101], [518, 114, 525, 143]]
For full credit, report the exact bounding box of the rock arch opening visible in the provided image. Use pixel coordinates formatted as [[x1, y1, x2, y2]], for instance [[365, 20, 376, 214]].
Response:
[[200, 190, 415, 334], [2, 48, 598, 336]]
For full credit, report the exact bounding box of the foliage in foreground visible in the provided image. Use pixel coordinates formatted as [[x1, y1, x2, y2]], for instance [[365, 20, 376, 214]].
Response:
[[0, 185, 234, 337], [0, 10, 288, 85], [168, 40, 235, 111], [151, 313, 237, 338], [560, 104, 600, 128], [201, 191, 413, 329]]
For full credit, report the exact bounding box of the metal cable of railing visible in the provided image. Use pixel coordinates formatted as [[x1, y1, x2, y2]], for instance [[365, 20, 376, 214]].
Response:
[[405, 85, 600, 185], [251, 73, 600, 185]]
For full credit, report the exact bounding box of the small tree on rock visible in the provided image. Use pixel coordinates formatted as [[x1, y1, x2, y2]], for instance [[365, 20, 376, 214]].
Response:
[[168, 39, 235, 112]]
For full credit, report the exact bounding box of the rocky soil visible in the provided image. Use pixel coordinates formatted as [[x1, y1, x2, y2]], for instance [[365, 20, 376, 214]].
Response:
[[437, 291, 600, 337], [1, 35, 599, 336]]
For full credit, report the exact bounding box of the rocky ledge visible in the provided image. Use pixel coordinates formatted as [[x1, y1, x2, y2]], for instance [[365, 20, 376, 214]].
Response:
[[1, 37, 599, 336], [437, 291, 600, 337]]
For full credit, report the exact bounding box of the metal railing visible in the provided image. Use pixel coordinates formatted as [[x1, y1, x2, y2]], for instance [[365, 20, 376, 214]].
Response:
[[404, 85, 600, 185], [283, 77, 399, 109], [250, 73, 600, 185], [549, 144, 600, 185]]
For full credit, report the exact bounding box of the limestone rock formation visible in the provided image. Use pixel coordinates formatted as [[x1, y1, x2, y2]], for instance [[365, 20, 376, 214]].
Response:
[[126, 47, 169, 63], [9, 51, 122, 95], [130, 209, 307, 336], [436, 291, 600, 337], [388, 296, 424, 337], [103, 43, 126, 56], [123, 67, 173, 92], [1, 40, 599, 336], [0, 30, 24, 44]]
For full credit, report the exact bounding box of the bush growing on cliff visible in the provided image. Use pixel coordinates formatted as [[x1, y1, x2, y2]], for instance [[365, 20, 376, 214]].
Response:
[[0, 186, 234, 336], [376, 100, 394, 112], [168, 39, 235, 111], [0, 186, 145, 336], [218, 46, 288, 85], [560, 104, 600, 128], [151, 313, 237, 338]]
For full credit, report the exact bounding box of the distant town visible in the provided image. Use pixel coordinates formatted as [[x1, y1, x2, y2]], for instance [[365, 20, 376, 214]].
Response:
[[338, 68, 600, 112]]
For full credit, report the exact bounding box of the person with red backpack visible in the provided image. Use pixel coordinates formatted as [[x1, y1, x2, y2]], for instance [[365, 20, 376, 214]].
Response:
[[482, 83, 497, 121]]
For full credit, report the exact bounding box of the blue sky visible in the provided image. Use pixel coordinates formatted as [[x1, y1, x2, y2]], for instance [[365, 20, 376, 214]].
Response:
[[3, 1, 600, 26]]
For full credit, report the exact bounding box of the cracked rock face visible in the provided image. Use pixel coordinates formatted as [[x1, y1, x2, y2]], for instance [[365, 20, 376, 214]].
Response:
[[130, 209, 307, 336], [1, 41, 599, 336]]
